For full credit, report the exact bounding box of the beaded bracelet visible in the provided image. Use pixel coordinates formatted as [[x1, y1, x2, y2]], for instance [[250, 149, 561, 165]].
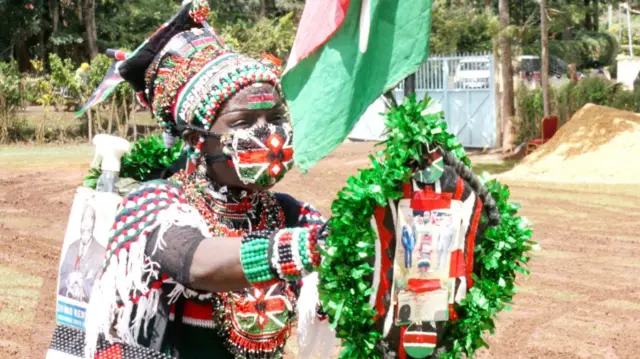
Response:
[[240, 227, 324, 288], [272, 227, 323, 283], [240, 231, 279, 288]]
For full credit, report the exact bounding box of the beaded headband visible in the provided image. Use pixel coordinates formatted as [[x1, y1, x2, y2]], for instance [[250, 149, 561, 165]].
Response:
[[145, 30, 281, 135]]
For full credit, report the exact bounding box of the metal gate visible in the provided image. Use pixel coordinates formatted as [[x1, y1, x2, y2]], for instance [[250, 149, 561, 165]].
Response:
[[394, 53, 496, 149]]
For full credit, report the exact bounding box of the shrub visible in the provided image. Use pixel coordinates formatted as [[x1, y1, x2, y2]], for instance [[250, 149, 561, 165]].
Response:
[[0, 60, 22, 142], [515, 77, 639, 144], [528, 31, 620, 69]]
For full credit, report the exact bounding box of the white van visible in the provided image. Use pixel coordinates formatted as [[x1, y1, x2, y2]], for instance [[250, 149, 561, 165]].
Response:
[[453, 57, 490, 89]]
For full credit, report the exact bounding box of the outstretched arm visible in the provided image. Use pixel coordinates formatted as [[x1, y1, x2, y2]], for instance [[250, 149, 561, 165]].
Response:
[[144, 198, 326, 293]]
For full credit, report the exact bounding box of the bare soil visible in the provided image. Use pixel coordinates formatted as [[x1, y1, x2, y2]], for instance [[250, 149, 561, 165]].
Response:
[[1, 142, 639, 359], [505, 104, 640, 184]]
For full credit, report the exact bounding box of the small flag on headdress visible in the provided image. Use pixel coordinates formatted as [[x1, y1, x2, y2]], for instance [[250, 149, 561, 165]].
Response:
[[75, 61, 124, 117]]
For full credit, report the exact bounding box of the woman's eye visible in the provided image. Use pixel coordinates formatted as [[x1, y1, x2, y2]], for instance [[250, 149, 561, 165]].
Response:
[[269, 116, 285, 124], [230, 120, 250, 128]]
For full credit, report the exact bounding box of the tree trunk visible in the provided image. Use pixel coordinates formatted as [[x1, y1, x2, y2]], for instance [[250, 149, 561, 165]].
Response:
[[82, 0, 98, 59], [258, 0, 267, 19], [493, 39, 502, 148], [49, 0, 60, 55], [87, 109, 93, 142], [594, 0, 599, 31], [14, 40, 32, 72], [108, 95, 116, 134], [486, 0, 501, 146], [541, 0, 551, 118], [584, 0, 593, 31], [121, 96, 129, 138], [499, 0, 515, 150]]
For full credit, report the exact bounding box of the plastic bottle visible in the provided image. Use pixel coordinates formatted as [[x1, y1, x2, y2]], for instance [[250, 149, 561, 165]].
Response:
[[92, 135, 131, 193]]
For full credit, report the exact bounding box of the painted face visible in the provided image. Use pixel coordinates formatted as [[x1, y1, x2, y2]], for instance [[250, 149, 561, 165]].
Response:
[[221, 122, 294, 186], [204, 83, 292, 190]]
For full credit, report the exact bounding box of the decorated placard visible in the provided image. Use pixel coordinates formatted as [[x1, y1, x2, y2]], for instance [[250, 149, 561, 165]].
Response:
[[318, 96, 535, 359], [54, 188, 122, 330]]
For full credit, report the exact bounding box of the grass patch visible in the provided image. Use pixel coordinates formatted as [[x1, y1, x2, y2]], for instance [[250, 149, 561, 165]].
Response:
[[0, 266, 43, 327], [472, 158, 520, 175], [0, 143, 92, 170]]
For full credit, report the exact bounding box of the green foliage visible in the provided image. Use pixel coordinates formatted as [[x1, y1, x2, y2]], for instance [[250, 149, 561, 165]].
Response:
[[96, 0, 181, 51], [0, 60, 22, 142], [49, 54, 79, 92], [527, 32, 620, 69], [431, 3, 498, 54], [0, 60, 23, 109], [84, 134, 184, 188], [88, 54, 112, 93], [218, 13, 298, 60]]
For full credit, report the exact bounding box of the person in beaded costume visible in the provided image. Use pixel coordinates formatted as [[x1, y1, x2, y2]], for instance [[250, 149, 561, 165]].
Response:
[[83, 2, 337, 359]]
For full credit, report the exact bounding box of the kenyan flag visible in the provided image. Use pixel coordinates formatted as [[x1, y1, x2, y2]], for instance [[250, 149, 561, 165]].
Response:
[[281, 0, 433, 171], [402, 326, 437, 358]]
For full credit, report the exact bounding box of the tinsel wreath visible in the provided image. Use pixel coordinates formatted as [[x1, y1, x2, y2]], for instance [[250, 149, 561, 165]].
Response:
[[319, 95, 536, 358], [84, 134, 184, 189]]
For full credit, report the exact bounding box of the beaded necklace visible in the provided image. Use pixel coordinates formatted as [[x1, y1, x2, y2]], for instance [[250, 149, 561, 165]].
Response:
[[169, 171, 285, 237], [168, 171, 294, 359]]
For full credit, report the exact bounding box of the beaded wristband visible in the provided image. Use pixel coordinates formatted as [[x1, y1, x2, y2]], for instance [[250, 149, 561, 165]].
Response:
[[272, 227, 323, 282], [241, 227, 324, 288], [240, 231, 279, 287]]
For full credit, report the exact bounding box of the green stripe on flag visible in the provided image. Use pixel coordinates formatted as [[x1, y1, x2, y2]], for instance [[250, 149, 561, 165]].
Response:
[[282, 0, 432, 171]]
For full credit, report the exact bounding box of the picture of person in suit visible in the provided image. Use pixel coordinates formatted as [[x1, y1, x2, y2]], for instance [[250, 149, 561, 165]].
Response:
[[401, 214, 416, 268], [58, 204, 106, 303], [434, 212, 455, 271]]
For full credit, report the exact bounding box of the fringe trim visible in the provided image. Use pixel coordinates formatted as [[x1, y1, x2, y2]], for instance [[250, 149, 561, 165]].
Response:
[[297, 272, 340, 359], [85, 203, 209, 358]]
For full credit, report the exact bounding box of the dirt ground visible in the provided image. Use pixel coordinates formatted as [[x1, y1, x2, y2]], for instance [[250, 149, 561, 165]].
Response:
[[1, 142, 639, 359]]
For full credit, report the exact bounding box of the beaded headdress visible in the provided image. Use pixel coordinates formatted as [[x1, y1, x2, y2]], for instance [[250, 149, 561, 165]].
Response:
[[115, 0, 282, 161]]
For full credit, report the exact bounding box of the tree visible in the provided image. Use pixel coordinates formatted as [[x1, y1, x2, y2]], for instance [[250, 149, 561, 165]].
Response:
[[541, 0, 551, 117], [81, 0, 99, 58], [499, 0, 515, 149]]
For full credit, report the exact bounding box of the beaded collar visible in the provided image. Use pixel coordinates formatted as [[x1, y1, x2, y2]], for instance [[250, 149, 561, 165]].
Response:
[[169, 171, 285, 237]]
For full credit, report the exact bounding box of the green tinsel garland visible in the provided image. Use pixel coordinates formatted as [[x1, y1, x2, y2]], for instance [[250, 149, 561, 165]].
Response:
[[83, 134, 184, 189], [319, 95, 535, 358]]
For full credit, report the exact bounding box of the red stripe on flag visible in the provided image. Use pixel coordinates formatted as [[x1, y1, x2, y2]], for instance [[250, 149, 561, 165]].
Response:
[[407, 278, 441, 293], [411, 188, 452, 211], [466, 198, 483, 288], [290, 0, 351, 64], [236, 148, 293, 164], [402, 183, 412, 199], [169, 300, 213, 321], [454, 177, 464, 200], [248, 93, 276, 103], [403, 332, 438, 345], [373, 204, 392, 321], [449, 249, 466, 278], [399, 326, 407, 359], [237, 150, 270, 163]]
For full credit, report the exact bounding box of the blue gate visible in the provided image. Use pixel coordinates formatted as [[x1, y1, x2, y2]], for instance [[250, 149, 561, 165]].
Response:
[[394, 53, 497, 149]]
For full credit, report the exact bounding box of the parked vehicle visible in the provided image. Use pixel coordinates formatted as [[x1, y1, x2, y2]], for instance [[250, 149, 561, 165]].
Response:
[[453, 57, 490, 89]]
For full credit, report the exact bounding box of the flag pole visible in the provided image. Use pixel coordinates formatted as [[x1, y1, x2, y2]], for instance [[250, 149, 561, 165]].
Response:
[[404, 74, 416, 97]]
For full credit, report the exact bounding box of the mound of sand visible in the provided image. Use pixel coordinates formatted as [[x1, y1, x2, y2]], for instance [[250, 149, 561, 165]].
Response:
[[501, 104, 640, 183]]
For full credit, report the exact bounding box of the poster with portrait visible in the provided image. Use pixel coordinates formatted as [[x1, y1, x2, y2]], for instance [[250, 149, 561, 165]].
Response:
[[55, 187, 122, 330], [392, 190, 465, 325]]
